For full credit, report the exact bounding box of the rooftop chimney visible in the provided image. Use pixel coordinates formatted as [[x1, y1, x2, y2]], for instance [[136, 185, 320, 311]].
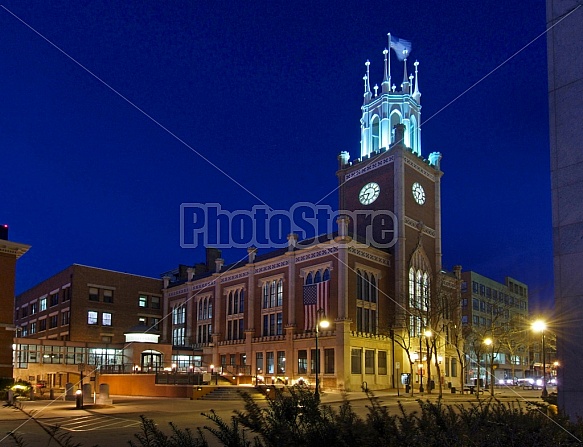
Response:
[[0, 224, 8, 240]]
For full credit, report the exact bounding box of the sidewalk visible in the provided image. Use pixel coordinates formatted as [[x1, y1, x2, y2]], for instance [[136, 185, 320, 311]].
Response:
[[319, 386, 550, 404]]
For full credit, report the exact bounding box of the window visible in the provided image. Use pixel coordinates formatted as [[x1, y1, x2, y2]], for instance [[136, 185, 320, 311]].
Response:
[[472, 298, 479, 310], [378, 351, 387, 375], [445, 357, 450, 376], [30, 302, 38, 315], [451, 358, 458, 377], [40, 298, 47, 311], [172, 327, 185, 346], [103, 290, 114, 303], [102, 312, 112, 326], [151, 296, 160, 309], [49, 315, 58, 328], [30, 322, 37, 334], [310, 349, 319, 374], [39, 319, 46, 331], [472, 281, 478, 293], [61, 310, 70, 326], [50, 293, 59, 307], [472, 315, 479, 324], [262, 279, 283, 309], [138, 317, 146, 325], [63, 287, 71, 302], [324, 348, 335, 374], [256, 352, 264, 374], [87, 311, 98, 325], [277, 351, 286, 374], [266, 352, 274, 374], [356, 269, 378, 334], [89, 288, 99, 301], [262, 312, 283, 336], [139, 295, 148, 307], [150, 317, 160, 331], [365, 349, 375, 374], [298, 350, 307, 374], [351, 348, 362, 374], [226, 288, 245, 340], [21, 306, 28, 317]]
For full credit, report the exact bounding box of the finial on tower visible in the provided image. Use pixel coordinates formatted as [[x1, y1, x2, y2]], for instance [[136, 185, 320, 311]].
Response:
[[363, 60, 372, 103], [382, 47, 390, 93], [413, 60, 421, 101], [402, 58, 409, 93]]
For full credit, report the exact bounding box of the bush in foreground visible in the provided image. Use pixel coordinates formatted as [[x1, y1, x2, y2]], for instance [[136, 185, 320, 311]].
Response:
[[129, 386, 583, 447]]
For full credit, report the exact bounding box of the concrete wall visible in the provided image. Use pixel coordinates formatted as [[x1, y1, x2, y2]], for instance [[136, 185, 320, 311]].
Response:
[[547, 0, 583, 420]]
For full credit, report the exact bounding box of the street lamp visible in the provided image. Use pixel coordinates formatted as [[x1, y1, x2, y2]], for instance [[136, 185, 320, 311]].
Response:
[[532, 320, 548, 398], [419, 329, 432, 393], [314, 310, 330, 401], [483, 337, 495, 395]]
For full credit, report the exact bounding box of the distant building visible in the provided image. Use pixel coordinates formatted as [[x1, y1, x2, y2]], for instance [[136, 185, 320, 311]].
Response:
[[460, 271, 530, 384], [13, 264, 164, 388], [0, 226, 30, 380]]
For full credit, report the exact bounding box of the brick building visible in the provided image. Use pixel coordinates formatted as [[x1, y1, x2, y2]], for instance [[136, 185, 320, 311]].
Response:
[[0, 226, 30, 380], [161, 40, 463, 392], [13, 264, 164, 387]]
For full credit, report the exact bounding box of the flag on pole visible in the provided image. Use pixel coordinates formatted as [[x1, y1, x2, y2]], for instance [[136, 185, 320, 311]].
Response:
[[390, 35, 412, 61], [303, 280, 329, 331]]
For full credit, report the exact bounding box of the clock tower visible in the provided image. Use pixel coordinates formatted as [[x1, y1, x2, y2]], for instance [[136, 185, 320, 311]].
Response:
[[337, 38, 443, 329]]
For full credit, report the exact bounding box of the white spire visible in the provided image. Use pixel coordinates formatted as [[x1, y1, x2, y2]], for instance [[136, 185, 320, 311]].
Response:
[[363, 60, 372, 102], [413, 60, 421, 101], [382, 48, 390, 93], [402, 58, 409, 93]]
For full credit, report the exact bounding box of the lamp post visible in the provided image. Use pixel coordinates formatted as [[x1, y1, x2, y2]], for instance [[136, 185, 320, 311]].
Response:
[[314, 310, 329, 401], [484, 337, 495, 395], [423, 329, 432, 392], [532, 320, 548, 398]]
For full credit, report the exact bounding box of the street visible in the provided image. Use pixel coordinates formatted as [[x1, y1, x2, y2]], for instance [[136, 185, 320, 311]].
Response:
[[0, 387, 552, 447]]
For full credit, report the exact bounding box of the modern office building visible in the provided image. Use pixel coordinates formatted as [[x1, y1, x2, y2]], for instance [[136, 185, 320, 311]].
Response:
[[547, 0, 583, 419], [0, 226, 30, 380], [460, 271, 530, 384], [13, 264, 164, 387]]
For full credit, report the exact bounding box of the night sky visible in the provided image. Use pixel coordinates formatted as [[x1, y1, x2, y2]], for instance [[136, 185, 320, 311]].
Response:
[[0, 1, 552, 310]]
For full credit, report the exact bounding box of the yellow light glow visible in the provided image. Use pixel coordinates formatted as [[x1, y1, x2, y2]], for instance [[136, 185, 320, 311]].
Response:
[[424, 329, 432, 337], [319, 320, 330, 329], [532, 320, 547, 332], [484, 337, 493, 346]]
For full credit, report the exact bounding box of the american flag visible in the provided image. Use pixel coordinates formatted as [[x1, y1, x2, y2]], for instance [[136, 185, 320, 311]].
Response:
[[303, 280, 329, 331]]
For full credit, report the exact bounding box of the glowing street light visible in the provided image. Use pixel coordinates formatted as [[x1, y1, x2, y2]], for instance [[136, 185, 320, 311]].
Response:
[[483, 337, 495, 395], [532, 320, 548, 398], [314, 309, 329, 401]]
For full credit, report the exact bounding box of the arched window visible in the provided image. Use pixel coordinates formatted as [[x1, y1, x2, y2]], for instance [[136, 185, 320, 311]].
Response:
[[370, 275, 377, 303], [228, 292, 233, 315], [357, 270, 363, 300], [263, 283, 269, 309], [208, 299, 212, 318], [323, 269, 330, 281], [371, 115, 380, 152], [314, 271, 322, 283], [270, 281, 276, 308], [416, 271, 422, 307], [364, 272, 370, 302], [409, 268, 415, 305], [277, 280, 283, 307], [203, 299, 208, 319], [234, 290, 239, 314], [199, 300, 203, 320], [390, 111, 401, 144], [306, 272, 313, 285], [239, 290, 244, 313]]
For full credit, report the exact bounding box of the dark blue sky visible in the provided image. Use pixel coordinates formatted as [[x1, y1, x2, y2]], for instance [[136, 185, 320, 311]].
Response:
[[0, 1, 552, 309]]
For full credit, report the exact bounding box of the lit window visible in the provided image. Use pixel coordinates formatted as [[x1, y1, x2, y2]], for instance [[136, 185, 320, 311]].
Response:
[[88, 311, 98, 325], [40, 298, 47, 311], [138, 295, 148, 307], [102, 312, 112, 326]]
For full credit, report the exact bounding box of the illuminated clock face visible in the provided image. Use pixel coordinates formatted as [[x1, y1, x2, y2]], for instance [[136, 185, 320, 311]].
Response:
[[359, 182, 380, 205], [412, 182, 426, 205]]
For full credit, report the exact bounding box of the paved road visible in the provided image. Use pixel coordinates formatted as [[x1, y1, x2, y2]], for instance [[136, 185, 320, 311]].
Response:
[[0, 387, 552, 447]]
